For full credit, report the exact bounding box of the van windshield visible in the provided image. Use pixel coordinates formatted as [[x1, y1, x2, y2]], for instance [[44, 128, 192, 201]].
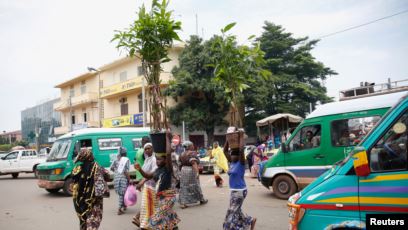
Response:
[[47, 139, 72, 161]]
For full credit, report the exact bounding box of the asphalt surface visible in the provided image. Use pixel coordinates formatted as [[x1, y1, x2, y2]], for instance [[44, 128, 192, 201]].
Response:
[[0, 172, 288, 230]]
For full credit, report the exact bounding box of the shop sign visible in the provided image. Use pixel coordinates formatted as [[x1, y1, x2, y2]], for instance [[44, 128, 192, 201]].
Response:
[[133, 113, 143, 125], [100, 78, 142, 98], [103, 115, 133, 128]]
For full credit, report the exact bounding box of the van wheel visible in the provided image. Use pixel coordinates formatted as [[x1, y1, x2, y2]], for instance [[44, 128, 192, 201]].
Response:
[[272, 175, 297, 199], [63, 178, 74, 196], [46, 188, 60, 194], [11, 173, 19, 179]]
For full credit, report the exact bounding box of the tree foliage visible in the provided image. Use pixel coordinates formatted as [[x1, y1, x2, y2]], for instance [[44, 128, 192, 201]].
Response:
[[112, 0, 181, 131], [165, 36, 229, 144], [210, 23, 269, 128], [244, 22, 336, 135]]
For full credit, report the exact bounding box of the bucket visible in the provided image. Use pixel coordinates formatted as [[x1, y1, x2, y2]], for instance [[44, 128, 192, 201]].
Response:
[[150, 132, 167, 154]]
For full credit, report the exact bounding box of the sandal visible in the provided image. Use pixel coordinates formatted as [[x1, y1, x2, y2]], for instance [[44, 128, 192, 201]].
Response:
[[180, 204, 188, 209], [200, 199, 208, 205], [117, 209, 124, 215]]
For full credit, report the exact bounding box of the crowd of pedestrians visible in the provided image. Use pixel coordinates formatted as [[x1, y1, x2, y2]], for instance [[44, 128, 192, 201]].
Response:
[[71, 131, 262, 230]]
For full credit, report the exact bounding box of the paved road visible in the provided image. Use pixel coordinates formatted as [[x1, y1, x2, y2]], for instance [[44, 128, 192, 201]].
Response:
[[0, 172, 288, 230]]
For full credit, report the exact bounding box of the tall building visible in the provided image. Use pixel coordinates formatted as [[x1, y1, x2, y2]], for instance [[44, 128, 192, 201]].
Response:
[[21, 98, 61, 145]]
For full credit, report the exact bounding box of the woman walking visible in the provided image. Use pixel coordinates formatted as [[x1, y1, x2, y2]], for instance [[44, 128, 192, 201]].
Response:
[[210, 141, 229, 187], [110, 147, 130, 215], [178, 141, 208, 209], [135, 132, 180, 229], [250, 147, 262, 178], [133, 143, 158, 229], [223, 138, 256, 230], [72, 149, 105, 230]]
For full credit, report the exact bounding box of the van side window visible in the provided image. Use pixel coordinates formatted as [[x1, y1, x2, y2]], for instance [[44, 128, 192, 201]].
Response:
[[98, 138, 122, 150], [331, 116, 380, 147], [288, 125, 321, 151], [370, 111, 408, 172], [132, 138, 142, 150]]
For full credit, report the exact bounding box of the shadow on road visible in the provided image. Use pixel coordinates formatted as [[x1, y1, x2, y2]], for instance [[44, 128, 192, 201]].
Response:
[[0, 176, 36, 181]]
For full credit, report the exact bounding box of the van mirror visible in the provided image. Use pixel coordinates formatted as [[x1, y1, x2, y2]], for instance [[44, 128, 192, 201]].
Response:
[[352, 147, 370, 177], [281, 143, 288, 153]]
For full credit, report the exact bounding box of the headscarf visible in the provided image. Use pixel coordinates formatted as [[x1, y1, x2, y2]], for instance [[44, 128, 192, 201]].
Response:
[[72, 149, 99, 226]]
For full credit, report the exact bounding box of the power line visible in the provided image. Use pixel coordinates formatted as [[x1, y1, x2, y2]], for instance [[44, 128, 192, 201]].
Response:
[[317, 9, 408, 39]]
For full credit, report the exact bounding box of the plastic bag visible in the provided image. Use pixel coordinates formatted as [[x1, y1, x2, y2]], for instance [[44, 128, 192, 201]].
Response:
[[124, 185, 137, 206]]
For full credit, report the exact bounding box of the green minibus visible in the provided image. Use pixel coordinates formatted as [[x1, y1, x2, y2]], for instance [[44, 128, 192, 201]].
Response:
[[37, 127, 149, 195], [260, 91, 406, 199]]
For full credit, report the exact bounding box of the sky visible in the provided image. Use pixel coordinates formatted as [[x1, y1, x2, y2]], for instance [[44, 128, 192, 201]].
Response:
[[0, 0, 407, 131]]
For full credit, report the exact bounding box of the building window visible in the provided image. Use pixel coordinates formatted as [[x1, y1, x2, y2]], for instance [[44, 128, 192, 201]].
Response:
[[83, 110, 87, 123], [137, 66, 145, 76], [120, 71, 127, 82], [80, 81, 86, 95], [69, 85, 75, 97], [71, 114, 76, 125], [120, 97, 128, 116]]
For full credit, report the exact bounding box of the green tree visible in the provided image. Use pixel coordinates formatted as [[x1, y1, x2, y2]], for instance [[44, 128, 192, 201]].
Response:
[[258, 22, 336, 117], [112, 0, 181, 131], [165, 36, 229, 144], [211, 23, 269, 128]]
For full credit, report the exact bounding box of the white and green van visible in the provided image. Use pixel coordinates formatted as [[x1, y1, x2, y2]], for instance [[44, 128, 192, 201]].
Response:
[[36, 127, 149, 195], [260, 92, 406, 199]]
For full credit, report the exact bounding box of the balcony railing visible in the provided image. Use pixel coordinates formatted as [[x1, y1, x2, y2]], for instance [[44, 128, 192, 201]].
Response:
[[54, 92, 98, 111]]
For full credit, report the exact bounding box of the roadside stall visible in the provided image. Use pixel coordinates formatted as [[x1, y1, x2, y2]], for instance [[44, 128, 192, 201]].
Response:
[[256, 113, 303, 155]]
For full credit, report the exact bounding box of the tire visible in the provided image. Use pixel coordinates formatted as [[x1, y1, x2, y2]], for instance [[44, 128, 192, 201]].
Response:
[[11, 173, 19, 179], [62, 177, 74, 196], [46, 188, 60, 194], [272, 175, 297, 199]]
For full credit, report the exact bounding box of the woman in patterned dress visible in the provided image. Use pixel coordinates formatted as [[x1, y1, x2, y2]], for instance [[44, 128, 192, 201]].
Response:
[[110, 147, 130, 215], [135, 132, 180, 229], [222, 138, 257, 230], [178, 141, 208, 209], [72, 149, 104, 230], [134, 143, 158, 229]]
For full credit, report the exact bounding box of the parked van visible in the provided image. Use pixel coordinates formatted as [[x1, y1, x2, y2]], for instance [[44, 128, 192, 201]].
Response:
[[287, 93, 408, 230], [260, 92, 406, 199], [36, 127, 149, 195]]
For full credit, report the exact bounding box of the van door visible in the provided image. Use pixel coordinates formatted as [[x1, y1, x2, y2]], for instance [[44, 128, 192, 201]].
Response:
[[19, 150, 33, 171], [360, 109, 408, 219], [285, 124, 328, 183], [1, 152, 19, 173]]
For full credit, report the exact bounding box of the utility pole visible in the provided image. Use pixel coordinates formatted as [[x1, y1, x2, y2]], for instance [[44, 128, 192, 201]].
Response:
[[195, 14, 198, 36], [142, 77, 146, 127]]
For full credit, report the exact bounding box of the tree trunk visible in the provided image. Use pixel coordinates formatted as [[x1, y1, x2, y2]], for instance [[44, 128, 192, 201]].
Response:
[[206, 128, 215, 147]]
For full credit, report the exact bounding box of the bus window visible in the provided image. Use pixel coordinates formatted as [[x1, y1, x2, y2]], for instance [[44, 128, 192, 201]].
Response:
[[370, 111, 408, 172], [288, 125, 321, 152], [331, 116, 380, 147], [98, 138, 122, 150]]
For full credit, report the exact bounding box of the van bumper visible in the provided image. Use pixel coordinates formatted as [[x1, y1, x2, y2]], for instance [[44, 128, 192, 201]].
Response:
[[261, 176, 272, 189], [37, 179, 64, 189]]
